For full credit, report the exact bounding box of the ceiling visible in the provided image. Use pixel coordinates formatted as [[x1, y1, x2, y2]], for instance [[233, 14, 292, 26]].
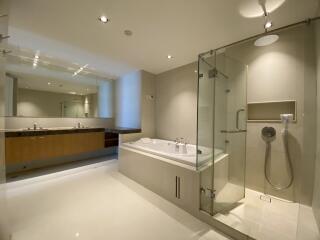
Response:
[[8, 0, 320, 77]]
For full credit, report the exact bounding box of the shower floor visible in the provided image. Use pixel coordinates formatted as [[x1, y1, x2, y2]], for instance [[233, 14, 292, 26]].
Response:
[[213, 184, 319, 240]]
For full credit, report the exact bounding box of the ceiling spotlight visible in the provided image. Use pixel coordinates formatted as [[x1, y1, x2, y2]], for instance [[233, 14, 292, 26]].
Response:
[[99, 15, 109, 23], [47, 82, 51, 85], [167, 55, 173, 59], [264, 21, 273, 30]]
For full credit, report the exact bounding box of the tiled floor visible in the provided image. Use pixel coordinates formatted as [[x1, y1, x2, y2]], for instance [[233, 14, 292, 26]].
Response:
[[3, 158, 230, 240], [214, 184, 320, 240]]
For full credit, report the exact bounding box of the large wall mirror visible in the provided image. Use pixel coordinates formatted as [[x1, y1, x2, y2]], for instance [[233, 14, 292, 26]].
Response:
[[5, 48, 114, 118]]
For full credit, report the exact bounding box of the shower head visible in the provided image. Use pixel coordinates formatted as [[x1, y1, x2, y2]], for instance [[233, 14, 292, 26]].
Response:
[[261, 127, 276, 143], [280, 114, 293, 130]]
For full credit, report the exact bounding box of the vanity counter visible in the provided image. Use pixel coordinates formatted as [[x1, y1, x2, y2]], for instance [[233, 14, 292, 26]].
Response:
[[105, 127, 141, 134], [4, 127, 141, 137], [4, 127, 105, 137]]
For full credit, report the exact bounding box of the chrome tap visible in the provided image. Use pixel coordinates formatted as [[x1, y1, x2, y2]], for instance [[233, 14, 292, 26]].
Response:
[[33, 122, 37, 130], [182, 140, 188, 154], [174, 138, 181, 152], [77, 122, 81, 128]]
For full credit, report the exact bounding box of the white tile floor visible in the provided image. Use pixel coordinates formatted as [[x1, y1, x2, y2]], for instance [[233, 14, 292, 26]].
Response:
[[4, 159, 231, 240], [214, 184, 320, 240]]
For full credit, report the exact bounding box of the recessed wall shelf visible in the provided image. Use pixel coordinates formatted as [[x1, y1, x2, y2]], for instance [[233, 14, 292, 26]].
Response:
[[247, 100, 296, 123]]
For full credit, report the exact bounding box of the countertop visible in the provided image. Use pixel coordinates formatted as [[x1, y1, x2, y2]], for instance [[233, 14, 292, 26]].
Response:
[[3, 127, 141, 137], [105, 127, 141, 134]]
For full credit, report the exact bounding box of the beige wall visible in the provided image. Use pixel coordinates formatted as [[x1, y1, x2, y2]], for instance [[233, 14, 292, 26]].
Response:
[[116, 70, 156, 143], [155, 62, 198, 144], [313, 20, 320, 231], [225, 25, 317, 204]]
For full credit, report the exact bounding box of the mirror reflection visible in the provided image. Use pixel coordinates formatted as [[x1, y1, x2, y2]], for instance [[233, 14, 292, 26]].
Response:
[[5, 49, 114, 118]]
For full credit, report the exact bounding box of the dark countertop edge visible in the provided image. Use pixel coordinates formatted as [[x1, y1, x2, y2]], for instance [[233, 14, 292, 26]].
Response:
[[105, 128, 141, 134], [4, 127, 141, 137], [4, 128, 105, 137]]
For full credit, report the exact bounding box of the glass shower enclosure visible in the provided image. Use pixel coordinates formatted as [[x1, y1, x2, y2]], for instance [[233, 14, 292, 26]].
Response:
[[197, 50, 247, 215]]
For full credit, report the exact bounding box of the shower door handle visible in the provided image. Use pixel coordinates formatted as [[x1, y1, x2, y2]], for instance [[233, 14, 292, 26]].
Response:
[[236, 109, 245, 130]]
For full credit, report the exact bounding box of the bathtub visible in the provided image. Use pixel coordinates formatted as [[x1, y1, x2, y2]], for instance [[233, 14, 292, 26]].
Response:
[[119, 138, 229, 216], [121, 138, 224, 168]]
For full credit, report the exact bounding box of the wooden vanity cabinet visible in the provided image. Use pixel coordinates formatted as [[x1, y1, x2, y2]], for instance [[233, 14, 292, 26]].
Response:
[[5, 132, 105, 165]]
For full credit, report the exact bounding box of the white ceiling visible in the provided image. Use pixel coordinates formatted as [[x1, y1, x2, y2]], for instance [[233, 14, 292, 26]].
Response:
[[8, 0, 320, 77]]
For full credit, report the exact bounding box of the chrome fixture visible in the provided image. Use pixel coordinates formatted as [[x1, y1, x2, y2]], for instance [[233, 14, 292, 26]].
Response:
[[220, 108, 247, 134], [77, 122, 82, 128], [1, 49, 11, 55], [254, 7, 279, 47], [262, 114, 294, 191], [0, 34, 10, 42], [236, 109, 245, 130], [33, 122, 38, 130], [254, 34, 279, 47], [174, 137, 188, 153]]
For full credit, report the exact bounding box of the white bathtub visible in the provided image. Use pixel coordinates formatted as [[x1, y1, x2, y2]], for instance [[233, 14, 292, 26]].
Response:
[[121, 138, 224, 168]]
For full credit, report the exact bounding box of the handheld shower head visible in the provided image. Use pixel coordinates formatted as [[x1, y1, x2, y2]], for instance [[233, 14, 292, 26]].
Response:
[[280, 114, 293, 130]]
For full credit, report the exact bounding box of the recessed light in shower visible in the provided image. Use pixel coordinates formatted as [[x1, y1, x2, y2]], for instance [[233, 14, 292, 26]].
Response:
[[98, 15, 109, 23], [167, 55, 173, 59], [254, 34, 279, 47], [264, 21, 273, 30]]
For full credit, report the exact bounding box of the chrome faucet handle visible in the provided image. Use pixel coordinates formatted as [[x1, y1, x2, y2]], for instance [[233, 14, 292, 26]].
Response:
[[33, 122, 37, 130]]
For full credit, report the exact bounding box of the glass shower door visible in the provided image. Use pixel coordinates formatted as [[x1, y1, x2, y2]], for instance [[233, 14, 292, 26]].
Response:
[[213, 54, 247, 213], [198, 50, 247, 215]]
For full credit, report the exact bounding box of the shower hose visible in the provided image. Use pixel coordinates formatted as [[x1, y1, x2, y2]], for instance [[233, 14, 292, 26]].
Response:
[[264, 128, 294, 190]]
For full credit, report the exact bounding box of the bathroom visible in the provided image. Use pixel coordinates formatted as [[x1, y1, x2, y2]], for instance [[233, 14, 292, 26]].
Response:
[[0, 1, 320, 240]]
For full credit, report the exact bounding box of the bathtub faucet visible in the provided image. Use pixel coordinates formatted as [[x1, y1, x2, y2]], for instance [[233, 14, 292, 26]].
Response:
[[174, 138, 188, 153]]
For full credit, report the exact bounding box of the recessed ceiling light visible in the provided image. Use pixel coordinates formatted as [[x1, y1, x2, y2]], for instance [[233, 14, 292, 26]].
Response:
[[99, 15, 109, 23], [264, 21, 273, 30], [194, 70, 198, 73], [69, 91, 77, 95], [167, 55, 173, 59], [34, 55, 39, 59], [47, 82, 51, 85]]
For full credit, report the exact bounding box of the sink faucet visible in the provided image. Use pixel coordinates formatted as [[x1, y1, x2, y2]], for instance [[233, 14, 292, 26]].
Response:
[[33, 122, 37, 130], [77, 122, 82, 128]]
